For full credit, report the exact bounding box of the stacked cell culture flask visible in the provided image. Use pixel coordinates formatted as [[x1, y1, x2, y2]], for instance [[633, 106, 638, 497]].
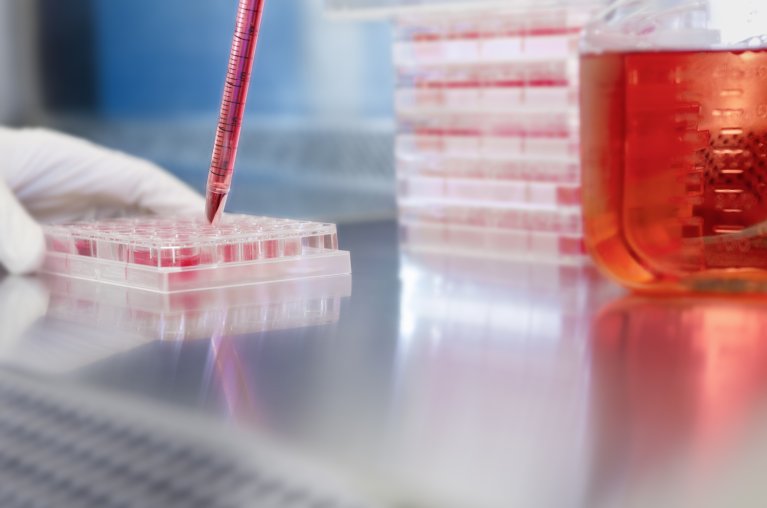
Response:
[[394, 2, 601, 263]]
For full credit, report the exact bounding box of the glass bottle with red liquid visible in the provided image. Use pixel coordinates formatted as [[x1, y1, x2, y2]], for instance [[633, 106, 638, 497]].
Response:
[[580, 0, 767, 292]]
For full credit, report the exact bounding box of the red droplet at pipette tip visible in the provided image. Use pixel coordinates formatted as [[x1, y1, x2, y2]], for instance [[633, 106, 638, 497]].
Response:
[[206, 191, 228, 224], [204, 0, 267, 224]]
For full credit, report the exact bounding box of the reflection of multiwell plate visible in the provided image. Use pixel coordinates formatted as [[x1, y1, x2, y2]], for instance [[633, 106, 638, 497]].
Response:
[[42, 215, 351, 292], [44, 274, 351, 341]]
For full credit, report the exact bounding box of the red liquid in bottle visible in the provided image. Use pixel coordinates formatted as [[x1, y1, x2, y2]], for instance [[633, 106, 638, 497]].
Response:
[[581, 49, 767, 291]]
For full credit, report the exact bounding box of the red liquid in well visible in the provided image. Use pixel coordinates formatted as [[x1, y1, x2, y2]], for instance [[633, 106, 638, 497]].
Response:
[[581, 49, 767, 291], [133, 248, 201, 268]]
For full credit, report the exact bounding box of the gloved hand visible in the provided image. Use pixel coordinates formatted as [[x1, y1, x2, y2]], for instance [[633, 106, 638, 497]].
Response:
[[0, 127, 204, 274]]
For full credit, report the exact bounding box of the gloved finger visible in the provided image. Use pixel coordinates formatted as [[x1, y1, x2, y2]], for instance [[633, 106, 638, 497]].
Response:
[[0, 276, 152, 373], [2, 128, 205, 223], [0, 276, 50, 362], [0, 178, 45, 274]]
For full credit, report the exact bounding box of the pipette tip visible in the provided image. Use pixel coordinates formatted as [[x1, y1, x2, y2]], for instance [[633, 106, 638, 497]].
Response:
[[205, 191, 228, 224]]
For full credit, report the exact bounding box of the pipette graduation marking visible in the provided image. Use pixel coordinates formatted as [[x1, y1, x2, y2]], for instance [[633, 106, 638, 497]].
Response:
[[206, 0, 267, 223]]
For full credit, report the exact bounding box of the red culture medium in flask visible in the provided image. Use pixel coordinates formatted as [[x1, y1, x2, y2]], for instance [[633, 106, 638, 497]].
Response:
[[581, 49, 767, 292], [206, 0, 267, 223]]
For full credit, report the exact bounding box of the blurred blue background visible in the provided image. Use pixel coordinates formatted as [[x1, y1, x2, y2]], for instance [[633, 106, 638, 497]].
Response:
[[1, 0, 396, 221], [91, 0, 393, 119]]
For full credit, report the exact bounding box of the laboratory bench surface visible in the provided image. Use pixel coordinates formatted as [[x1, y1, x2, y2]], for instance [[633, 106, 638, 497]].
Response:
[[3, 219, 767, 508]]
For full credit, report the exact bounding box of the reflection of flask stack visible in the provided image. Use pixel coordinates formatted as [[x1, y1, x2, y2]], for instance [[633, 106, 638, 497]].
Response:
[[392, 253, 614, 507], [395, 4, 599, 263]]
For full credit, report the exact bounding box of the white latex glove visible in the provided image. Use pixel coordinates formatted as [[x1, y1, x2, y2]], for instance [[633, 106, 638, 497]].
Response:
[[0, 127, 205, 274]]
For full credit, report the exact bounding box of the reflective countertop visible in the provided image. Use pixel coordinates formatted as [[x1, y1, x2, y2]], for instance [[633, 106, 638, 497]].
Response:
[[3, 220, 767, 508]]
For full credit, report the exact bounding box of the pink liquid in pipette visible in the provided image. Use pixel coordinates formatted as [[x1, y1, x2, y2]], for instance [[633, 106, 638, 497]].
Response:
[[206, 0, 267, 223]]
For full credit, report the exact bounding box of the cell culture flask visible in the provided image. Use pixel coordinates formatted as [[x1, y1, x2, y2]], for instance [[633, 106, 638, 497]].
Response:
[[580, 0, 767, 292]]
